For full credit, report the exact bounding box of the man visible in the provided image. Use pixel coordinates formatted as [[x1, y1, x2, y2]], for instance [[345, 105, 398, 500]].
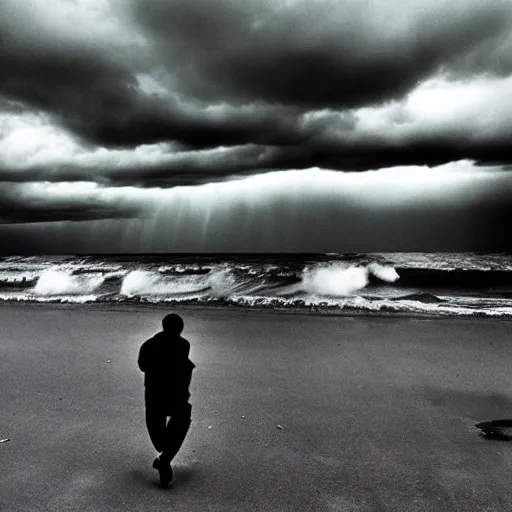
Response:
[[138, 313, 195, 487]]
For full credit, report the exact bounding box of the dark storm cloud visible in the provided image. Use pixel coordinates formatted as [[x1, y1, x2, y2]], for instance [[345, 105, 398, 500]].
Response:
[[0, 1, 307, 150], [99, 145, 279, 187], [132, 0, 512, 108], [261, 136, 512, 174], [2, 0, 511, 156], [3, 134, 511, 189], [0, 46, 303, 150], [0, 142, 283, 187], [0, 185, 144, 224], [0, 0, 512, 195]]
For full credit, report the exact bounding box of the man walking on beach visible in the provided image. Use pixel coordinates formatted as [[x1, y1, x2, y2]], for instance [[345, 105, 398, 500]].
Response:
[[138, 313, 195, 487]]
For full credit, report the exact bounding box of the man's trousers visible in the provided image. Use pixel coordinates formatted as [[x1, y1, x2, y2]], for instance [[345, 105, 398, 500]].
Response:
[[145, 397, 192, 463]]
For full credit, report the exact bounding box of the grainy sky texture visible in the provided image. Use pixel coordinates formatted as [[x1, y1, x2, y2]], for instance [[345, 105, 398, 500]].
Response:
[[1, 0, 511, 252]]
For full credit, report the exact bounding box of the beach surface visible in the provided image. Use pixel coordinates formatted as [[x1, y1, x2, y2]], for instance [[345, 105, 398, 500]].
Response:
[[1, 304, 512, 511]]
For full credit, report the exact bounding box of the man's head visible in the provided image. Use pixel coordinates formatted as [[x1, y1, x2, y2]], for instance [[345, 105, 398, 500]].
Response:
[[162, 313, 184, 334]]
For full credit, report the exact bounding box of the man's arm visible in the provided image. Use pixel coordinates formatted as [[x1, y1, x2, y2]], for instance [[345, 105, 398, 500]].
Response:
[[138, 342, 148, 372]]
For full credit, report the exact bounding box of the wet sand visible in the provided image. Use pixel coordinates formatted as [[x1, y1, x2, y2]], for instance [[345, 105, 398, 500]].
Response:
[[1, 304, 512, 511]]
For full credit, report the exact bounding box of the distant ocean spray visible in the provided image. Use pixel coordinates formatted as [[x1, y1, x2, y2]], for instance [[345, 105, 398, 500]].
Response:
[[1, 253, 512, 317]]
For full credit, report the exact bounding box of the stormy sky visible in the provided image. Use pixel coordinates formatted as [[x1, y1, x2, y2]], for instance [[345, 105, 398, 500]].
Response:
[[1, 0, 512, 253]]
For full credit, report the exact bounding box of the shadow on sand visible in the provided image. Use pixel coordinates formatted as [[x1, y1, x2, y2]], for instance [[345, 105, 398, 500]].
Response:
[[129, 466, 196, 490], [476, 420, 512, 441]]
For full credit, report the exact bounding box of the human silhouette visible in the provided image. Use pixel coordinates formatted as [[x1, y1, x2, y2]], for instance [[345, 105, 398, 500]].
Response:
[[138, 313, 195, 487]]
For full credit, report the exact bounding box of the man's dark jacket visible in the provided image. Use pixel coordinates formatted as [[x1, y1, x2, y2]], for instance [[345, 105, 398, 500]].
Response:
[[138, 331, 195, 402]]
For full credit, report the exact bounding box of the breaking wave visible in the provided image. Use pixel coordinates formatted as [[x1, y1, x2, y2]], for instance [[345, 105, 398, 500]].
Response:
[[121, 270, 206, 296], [118, 262, 399, 299], [1, 253, 511, 317], [300, 262, 399, 296], [120, 268, 241, 298], [121, 267, 281, 299], [33, 269, 104, 296]]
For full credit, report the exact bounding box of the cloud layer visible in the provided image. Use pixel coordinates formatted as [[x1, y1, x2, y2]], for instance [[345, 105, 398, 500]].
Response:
[[1, 0, 512, 249], [134, 0, 512, 106], [1, 165, 511, 252]]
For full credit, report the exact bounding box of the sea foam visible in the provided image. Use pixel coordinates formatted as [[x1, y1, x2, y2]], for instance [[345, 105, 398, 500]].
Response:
[[33, 269, 104, 295], [300, 262, 399, 297]]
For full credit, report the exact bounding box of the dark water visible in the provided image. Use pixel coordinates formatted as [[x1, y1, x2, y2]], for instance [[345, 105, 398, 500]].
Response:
[[1, 253, 511, 317]]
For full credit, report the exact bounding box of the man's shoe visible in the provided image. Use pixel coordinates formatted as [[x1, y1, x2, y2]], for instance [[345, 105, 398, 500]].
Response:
[[153, 457, 173, 488]]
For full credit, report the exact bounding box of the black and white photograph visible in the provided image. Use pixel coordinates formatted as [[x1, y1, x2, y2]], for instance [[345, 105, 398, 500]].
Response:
[[1, 0, 512, 510]]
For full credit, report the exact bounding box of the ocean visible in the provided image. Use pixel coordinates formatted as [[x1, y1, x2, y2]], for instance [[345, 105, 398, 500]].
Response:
[[1, 253, 512, 318]]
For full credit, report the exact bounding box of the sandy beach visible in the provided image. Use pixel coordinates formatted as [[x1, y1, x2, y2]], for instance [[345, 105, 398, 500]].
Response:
[[2, 304, 512, 511]]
